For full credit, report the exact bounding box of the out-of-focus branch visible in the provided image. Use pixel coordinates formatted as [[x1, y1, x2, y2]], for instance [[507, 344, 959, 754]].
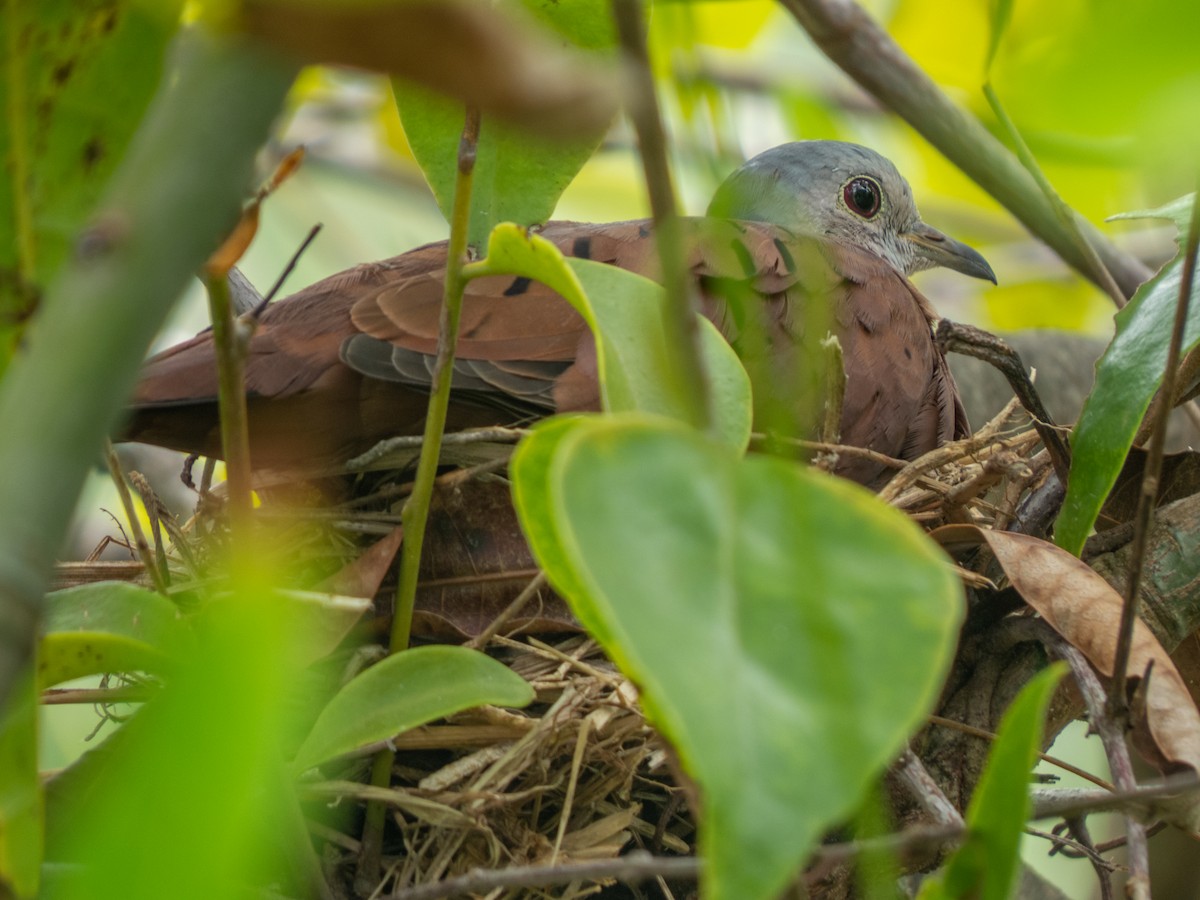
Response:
[[0, 31, 296, 709], [778, 0, 1152, 300]]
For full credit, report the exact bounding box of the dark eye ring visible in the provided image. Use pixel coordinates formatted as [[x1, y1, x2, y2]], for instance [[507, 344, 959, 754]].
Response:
[[843, 177, 881, 218]]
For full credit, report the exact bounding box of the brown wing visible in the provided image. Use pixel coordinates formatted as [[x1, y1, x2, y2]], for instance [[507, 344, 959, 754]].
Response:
[[126, 218, 965, 483]]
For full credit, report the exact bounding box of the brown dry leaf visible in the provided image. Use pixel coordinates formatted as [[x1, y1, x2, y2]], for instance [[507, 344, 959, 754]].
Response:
[[320, 523, 404, 599], [934, 524, 1200, 777], [242, 0, 617, 138], [204, 147, 305, 277], [412, 481, 577, 639]]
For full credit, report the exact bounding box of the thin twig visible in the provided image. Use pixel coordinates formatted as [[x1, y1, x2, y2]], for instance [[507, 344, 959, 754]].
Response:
[[893, 748, 963, 827], [927, 715, 1113, 791], [1111, 187, 1200, 726], [935, 320, 1071, 484], [611, 0, 711, 431], [382, 824, 966, 900], [982, 84, 1125, 308], [1046, 629, 1152, 899], [103, 441, 169, 596], [1030, 773, 1200, 821], [251, 222, 323, 318], [466, 571, 549, 650]]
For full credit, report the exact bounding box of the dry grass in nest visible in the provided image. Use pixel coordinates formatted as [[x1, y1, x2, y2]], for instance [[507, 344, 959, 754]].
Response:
[[58, 398, 1056, 898], [306, 636, 690, 898]]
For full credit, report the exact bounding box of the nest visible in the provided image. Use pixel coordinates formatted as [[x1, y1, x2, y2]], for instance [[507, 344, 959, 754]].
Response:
[[63, 398, 1053, 899]]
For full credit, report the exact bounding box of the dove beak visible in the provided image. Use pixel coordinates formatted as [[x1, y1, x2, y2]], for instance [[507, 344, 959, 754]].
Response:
[[904, 223, 997, 284]]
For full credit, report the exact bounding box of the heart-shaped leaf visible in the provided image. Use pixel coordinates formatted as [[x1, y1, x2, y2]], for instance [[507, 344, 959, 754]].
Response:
[[472, 223, 753, 449], [291, 645, 534, 775], [40, 582, 184, 689], [394, 0, 617, 247], [511, 414, 963, 900]]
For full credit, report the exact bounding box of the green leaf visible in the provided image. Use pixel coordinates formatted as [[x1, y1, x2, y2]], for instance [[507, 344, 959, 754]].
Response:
[[511, 415, 963, 900], [984, 0, 1016, 75], [395, 0, 616, 247], [987, 2, 1200, 166], [0, 671, 41, 898], [919, 664, 1066, 900], [0, 0, 181, 354], [472, 223, 753, 449], [46, 585, 313, 900], [1055, 203, 1200, 555], [39, 582, 184, 689], [1107, 194, 1197, 231], [291, 645, 534, 774]]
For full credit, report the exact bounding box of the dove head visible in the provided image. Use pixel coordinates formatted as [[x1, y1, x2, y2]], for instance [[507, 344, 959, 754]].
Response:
[[708, 140, 995, 283]]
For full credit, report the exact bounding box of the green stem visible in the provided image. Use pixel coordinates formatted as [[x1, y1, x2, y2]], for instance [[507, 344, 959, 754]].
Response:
[[356, 107, 481, 891], [390, 107, 480, 652], [611, 0, 711, 433], [204, 271, 254, 543], [982, 83, 1125, 308]]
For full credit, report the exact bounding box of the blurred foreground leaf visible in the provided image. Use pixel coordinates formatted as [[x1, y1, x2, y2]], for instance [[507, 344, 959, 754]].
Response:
[[291, 645, 533, 775], [991, 1, 1200, 167], [0, 0, 181, 354], [0, 673, 40, 898], [1056, 195, 1200, 554], [45, 589, 311, 900], [473, 224, 752, 448], [919, 664, 1065, 900], [394, 0, 617, 245], [511, 414, 962, 900], [39, 583, 183, 689]]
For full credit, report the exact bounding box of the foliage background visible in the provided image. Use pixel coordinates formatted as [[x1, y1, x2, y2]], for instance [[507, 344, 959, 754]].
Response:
[[35, 0, 1193, 897]]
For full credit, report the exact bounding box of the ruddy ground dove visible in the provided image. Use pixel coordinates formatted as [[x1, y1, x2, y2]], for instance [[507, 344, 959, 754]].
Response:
[[125, 140, 995, 487]]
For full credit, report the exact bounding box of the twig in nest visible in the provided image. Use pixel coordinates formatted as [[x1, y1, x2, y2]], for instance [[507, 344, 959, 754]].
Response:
[[936, 319, 1071, 484]]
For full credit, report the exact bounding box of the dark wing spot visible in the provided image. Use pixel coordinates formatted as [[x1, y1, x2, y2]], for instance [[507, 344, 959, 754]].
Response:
[[82, 137, 104, 171], [904, 347, 912, 360], [503, 276, 532, 296], [772, 238, 796, 274], [572, 236, 593, 260], [638, 224, 652, 238]]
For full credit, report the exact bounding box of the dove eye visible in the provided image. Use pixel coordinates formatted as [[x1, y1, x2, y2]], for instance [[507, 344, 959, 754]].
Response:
[[843, 177, 882, 218]]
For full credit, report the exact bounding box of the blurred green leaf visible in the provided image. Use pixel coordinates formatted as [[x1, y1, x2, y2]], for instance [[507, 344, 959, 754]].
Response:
[[291, 645, 533, 775], [46, 589, 310, 900], [0, 672, 41, 898], [39, 583, 183, 689], [0, 0, 181, 359], [1056, 196, 1200, 555], [511, 415, 963, 900], [991, 1, 1200, 167], [394, 0, 616, 246], [473, 223, 753, 448], [984, 0, 1015, 74], [919, 664, 1065, 900]]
